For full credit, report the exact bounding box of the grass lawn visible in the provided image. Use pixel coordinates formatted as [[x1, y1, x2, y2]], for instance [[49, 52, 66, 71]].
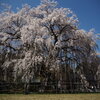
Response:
[[0, 93, 100, 100]]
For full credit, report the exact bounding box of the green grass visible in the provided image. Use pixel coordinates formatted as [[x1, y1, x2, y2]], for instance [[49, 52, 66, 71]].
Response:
[[0, 93, 100, 100]]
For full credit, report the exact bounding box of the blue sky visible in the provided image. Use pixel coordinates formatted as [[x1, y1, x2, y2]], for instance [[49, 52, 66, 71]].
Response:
[[0, 0, 100, 52]]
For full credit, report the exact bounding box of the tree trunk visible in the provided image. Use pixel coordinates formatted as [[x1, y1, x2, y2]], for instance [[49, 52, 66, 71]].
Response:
[[24, 83, 29, 94]]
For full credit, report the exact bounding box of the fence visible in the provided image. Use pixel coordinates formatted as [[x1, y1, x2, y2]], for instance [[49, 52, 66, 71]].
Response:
[[0, 81, 100, 94]]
